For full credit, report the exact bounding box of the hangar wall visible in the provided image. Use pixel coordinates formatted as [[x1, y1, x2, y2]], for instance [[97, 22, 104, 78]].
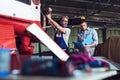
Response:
[[36, 26, 120, 53]]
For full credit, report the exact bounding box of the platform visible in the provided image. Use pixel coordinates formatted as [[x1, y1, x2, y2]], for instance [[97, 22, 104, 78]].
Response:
[[0, 56, 119, 80]]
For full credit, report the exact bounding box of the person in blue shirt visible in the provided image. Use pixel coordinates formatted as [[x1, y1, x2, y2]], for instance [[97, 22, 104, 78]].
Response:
[[77, 16, 98, 56], [45, 8, 71, 53]]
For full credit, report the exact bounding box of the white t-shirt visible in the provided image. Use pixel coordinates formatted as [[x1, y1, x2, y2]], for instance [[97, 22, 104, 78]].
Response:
[[63, 28, 71, 47]]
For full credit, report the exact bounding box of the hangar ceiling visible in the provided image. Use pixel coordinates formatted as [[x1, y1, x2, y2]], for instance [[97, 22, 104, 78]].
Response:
[[41, 0, 120, 27]]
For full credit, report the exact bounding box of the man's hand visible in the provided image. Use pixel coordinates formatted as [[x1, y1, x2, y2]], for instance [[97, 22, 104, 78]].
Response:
[[48, 7, 52, 13], [41, 7, 52, 15], [45, 7, 52, 19]]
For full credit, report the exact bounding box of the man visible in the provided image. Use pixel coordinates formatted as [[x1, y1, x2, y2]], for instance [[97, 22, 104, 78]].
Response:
[[77, 16, 98, 56], [45, 8, 71, 53]]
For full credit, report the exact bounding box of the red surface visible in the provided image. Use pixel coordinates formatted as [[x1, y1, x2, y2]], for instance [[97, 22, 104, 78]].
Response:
[[32, 0, 40, 5], [0, 24, 16, 48], [0, 14, 44, 71]]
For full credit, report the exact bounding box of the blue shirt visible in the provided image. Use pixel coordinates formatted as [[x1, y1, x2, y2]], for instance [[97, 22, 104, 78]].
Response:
[[54, 27, 71, 53], [77, 27, 98, 49]]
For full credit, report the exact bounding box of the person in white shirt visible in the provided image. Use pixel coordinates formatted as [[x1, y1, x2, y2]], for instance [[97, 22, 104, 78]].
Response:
[[45, 8, 71, 53]]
